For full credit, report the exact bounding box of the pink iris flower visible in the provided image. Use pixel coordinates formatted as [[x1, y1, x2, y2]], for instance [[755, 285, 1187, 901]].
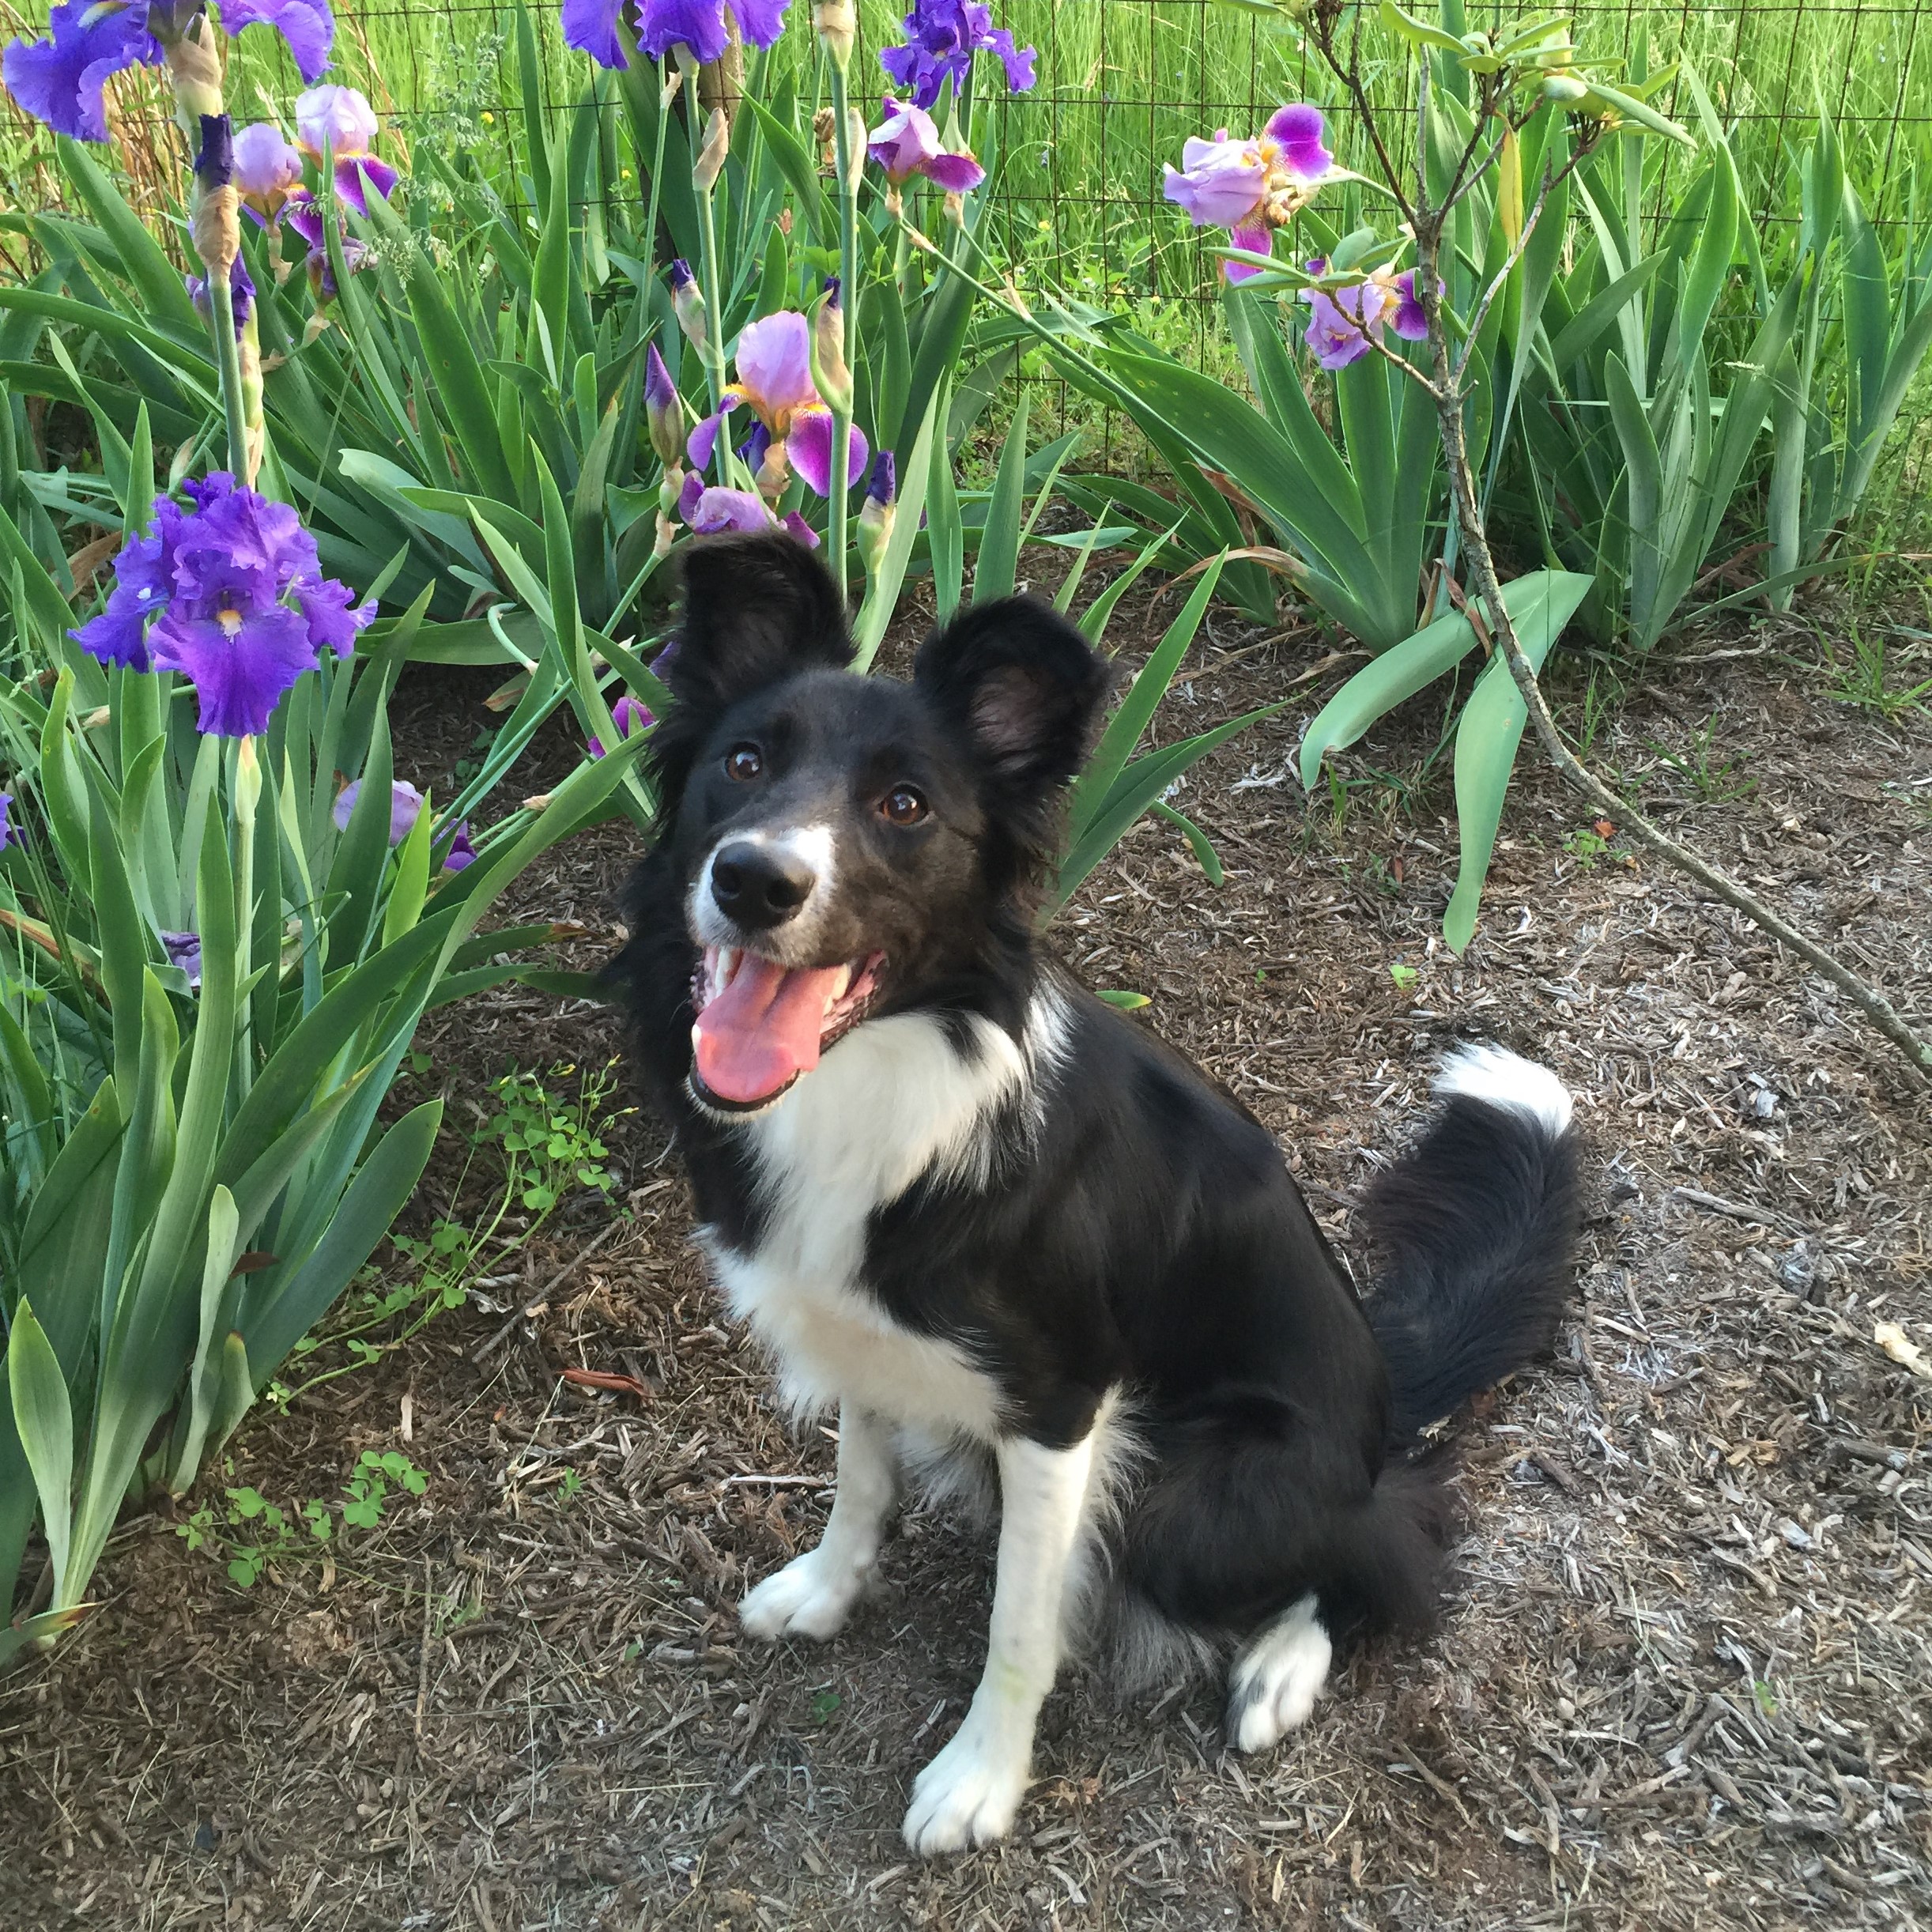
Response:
[[294, 83, 398, 216], [685, 312, 869, 499], [867, 98, 985, 192], [1163, 104, 1335, 284]]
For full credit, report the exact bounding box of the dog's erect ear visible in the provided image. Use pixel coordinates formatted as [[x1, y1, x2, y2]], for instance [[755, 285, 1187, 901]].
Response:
[[913, 598, 1112, 794], [670, 533, 853, 711]]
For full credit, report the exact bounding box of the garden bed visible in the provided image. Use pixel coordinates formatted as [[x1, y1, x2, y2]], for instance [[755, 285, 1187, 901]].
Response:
[[2, 568, 1929, 1931]]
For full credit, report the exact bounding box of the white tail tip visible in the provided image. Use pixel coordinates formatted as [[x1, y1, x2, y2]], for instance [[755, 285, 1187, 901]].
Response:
[[1433, 1042, 1573, 1140]]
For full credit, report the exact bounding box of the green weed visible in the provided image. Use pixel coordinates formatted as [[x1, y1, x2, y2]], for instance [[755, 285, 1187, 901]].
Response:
[[268, 1059, 628, 1409], [1823, 625, 1932, 719], [177, 1451, 428, 1588], [1644, 719, 1760, 806]]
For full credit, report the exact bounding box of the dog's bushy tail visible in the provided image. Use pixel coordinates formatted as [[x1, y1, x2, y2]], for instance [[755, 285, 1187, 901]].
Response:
[[1362, 1044, 1580, 1444]]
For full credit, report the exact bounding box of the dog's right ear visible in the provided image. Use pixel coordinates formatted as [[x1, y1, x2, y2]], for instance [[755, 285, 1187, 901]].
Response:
[[668, 533, 853, 715]]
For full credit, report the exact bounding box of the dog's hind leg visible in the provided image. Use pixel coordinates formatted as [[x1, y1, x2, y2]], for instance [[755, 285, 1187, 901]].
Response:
[[739, 1403, 898, 1642], [1226, 1594, 1332, 1752], [903, 1430, 1098, 1855]]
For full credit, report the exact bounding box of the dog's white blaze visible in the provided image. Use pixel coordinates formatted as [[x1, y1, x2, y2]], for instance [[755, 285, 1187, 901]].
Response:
[[688, 822, 841, 953], [1227, 1592, 1332, 1753], [903, 1431, 1096, 1855], [703, 1000, 1053, 1433], [1432, 1041, 1572, 1139]]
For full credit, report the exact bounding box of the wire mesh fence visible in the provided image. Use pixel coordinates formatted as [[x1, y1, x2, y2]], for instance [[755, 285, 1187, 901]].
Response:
[[4, 0, 1930, 508]]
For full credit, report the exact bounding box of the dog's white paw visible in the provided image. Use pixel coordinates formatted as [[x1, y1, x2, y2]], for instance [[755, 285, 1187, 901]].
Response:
[[902, 1715, 1029, 1855], [1227, 1594, 1331, 1754], [738, 1549, 862, 1643]]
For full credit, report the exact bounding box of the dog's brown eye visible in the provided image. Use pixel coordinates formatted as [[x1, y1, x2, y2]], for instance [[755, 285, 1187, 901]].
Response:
[[726, 744, 764, 782], [881, 785, 928, 827]]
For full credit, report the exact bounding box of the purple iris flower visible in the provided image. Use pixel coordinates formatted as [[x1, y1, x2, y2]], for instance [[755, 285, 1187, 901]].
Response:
[[221, 0, 334, 85], [1163, 105, 1336, 284], [561, 0, 794, 70], [440, 823, 477, 871], [881, 0, 1034, 111], [588, 692, 654, 758], [286, 191, 368, 299], [71, 474, 374, 738], [187, 256, 255, 339], [1300, 274, 1388, 371], [2, 0, 330, 142], [867, 97, 984, 192], [2, 0, 160, 142], [160, 930, 204, 987], [0, 792, 17, 851]]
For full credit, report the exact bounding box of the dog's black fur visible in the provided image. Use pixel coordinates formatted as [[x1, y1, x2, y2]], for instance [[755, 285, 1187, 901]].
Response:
[[614, 534, 1579, 1771]]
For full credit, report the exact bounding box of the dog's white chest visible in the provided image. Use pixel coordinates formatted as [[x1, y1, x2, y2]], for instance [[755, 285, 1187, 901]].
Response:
[[698, 1006, 1047, 1438]]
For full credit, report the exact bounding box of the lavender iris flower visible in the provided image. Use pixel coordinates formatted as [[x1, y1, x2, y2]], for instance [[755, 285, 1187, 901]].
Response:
[[678, 481, 774, 534], [880, 0, 1034, 111], [332, 778, 475, 870], [221, 0, 334, 84], [3, 0, 331, 142], [334, 776, 428, 843], [1385, 269, 1431, 339], [1296, 258, 1432, 371], [671, 481, 821, 549], [561, 0, 794, 70], [0, 792, 17, 851], [71, 474, 374, 738], [233, 120, 304, 224]]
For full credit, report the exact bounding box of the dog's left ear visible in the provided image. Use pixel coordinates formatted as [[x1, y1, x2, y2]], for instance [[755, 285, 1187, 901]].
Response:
[[913, 597, 1112, 795]]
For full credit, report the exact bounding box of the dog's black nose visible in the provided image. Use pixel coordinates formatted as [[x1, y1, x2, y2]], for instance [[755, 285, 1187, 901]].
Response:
[[711, 841, 816, 928]]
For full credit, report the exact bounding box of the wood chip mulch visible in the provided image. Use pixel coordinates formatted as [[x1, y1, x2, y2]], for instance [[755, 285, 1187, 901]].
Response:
[[2, 565, 1928, 1931]]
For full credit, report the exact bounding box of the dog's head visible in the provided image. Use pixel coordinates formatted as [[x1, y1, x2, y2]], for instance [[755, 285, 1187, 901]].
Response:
[[643, 532, 1110, 1116]]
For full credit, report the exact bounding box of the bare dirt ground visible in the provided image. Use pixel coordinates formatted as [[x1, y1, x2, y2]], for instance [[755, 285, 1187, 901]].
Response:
[[3, 562, 1930, 1932]]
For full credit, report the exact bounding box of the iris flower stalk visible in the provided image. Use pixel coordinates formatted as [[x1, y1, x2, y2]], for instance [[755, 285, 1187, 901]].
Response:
[[817, 0, 862, 602], [687, 77, 733, 420], [153, 9, 255, 483]]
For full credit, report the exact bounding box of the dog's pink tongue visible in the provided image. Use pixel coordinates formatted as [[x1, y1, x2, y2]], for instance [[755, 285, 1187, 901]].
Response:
[[693, 955, 844, 1104]]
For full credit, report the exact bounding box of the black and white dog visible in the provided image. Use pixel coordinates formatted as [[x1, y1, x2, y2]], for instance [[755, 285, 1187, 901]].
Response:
[[614, 533, 1579, 1855]]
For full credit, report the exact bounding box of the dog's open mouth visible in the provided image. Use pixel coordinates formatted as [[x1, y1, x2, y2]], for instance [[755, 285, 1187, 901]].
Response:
[[689, 945, 885, 1111]]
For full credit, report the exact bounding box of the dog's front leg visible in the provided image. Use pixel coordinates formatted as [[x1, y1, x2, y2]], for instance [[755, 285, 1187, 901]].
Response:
[[739, 1402, 897, 1642], [903, 1431, 1095, 1855]]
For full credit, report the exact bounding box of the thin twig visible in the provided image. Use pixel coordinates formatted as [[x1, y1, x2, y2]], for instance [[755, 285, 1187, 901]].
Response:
[[473, 1217, 629, 1361], [1409, 211, 1932, 1089]]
